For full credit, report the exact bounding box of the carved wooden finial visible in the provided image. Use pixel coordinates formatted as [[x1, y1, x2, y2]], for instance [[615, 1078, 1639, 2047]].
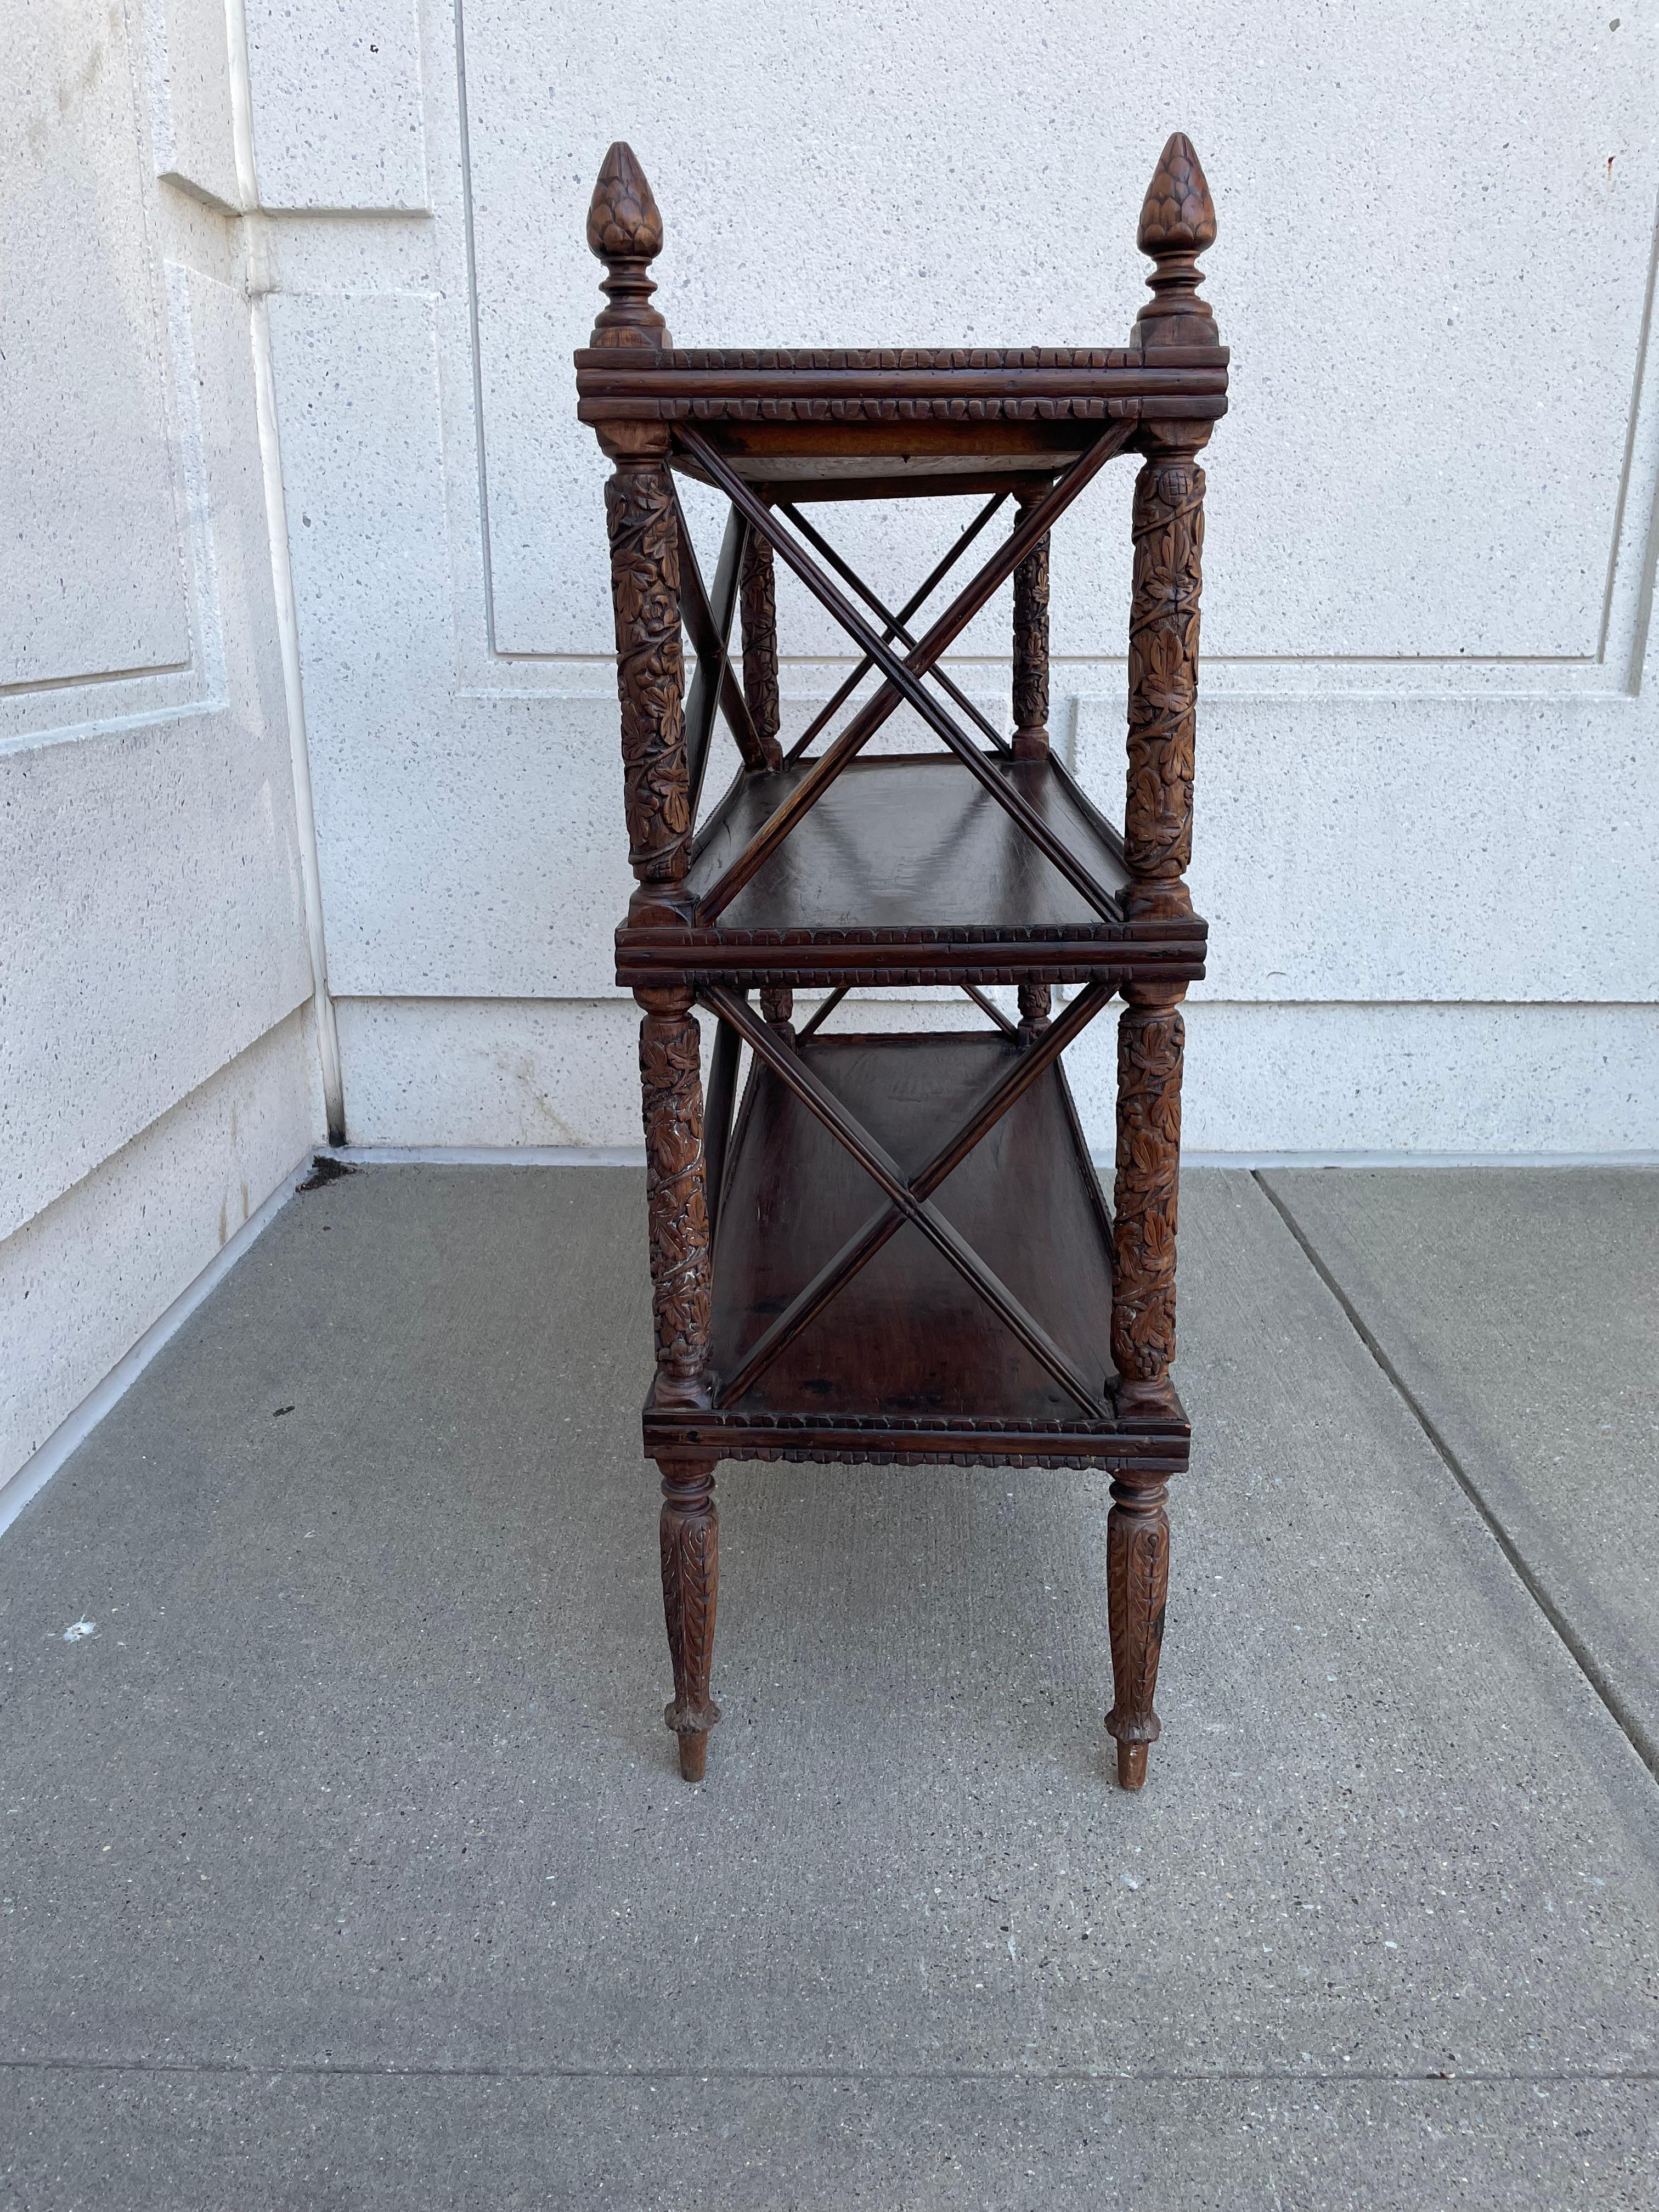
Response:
[[1131, 133, 1217, 349], [587, 142, 669, 349]]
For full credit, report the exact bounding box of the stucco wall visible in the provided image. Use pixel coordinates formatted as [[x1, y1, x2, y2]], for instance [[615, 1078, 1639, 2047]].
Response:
[[1, 0, 326, 1492], [245, 0, 1658, 1155]]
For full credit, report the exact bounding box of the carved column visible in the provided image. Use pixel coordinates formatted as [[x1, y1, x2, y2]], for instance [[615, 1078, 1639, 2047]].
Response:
[[590, 146, 723, 1785], [1111, 989, 1183, 1420], [637, 987, 713, 1410], [1104, 1475, 1170, 1790], [740, 528, 785, 771], [1123, 446, 1205, 921], [1123, 130, 1217, 925], [603, 439, 692, 893], [1102, 133, 1220, 1792], [660, 1452, 720, 1780]]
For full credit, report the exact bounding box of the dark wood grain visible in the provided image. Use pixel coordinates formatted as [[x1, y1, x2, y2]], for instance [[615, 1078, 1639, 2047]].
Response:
[[707, 1034, 1128, 1429], [578, 134, 1226, 1788], [686, 754, 1131, 935]]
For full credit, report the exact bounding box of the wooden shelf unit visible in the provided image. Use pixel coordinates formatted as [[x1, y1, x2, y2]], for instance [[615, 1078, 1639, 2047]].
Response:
[[576, 134, 1227, 1788]]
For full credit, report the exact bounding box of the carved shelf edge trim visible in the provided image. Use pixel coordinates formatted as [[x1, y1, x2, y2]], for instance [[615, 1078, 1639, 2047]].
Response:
[[575, 346, 1230, 373], [616, 919, 1209, 948], [582, 398, 1229, 427], [625, 969, 1206, 992], [664, 1444, 1180, 1470], [644, 1408, 1190, 1472]]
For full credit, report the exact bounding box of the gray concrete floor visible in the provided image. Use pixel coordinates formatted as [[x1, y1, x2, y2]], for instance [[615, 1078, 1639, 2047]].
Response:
[[1, 1165, 1655, 2210]]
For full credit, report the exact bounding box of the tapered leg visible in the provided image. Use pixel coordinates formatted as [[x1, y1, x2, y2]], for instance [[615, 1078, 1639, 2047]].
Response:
[[1104, 1475, 1170, 1789], [1107, 984, 1184, 1787], [658, 1453, 720, 1780]]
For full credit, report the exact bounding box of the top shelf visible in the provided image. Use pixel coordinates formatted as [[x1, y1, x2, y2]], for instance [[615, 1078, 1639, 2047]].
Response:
[[576, 344, 1229, 500]]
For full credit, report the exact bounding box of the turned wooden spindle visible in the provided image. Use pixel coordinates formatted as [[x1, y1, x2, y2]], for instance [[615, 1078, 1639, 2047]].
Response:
[[759, 986, 796, 1042], [586, 142, 669, 349], [660, 1452, 720, 1780], [1011, 481, 1052, 762], [740, 528, 785, 773]]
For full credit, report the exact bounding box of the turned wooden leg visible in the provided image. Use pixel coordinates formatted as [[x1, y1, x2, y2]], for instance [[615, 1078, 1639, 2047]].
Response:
[[1107, 986, 1183, 1788], [1105, 1475, 1169, 1789], [659, 1453, 720, 1780], [760, 985, 795, 1043]]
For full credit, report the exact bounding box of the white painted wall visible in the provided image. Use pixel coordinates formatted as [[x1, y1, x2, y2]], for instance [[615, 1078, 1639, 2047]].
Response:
[[250, 0, 1659, 1156], [1, 0, 328, 1493], [5, 0, 1659, 1492]]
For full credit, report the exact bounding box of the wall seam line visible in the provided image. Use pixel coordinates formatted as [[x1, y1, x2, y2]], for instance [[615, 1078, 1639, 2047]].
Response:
[[1251, 1171, 1659, 1787]]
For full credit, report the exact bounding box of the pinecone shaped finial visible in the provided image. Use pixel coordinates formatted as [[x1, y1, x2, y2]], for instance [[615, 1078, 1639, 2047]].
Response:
[[586, 142, 669, 349], [1131, 133, 1218, 350]]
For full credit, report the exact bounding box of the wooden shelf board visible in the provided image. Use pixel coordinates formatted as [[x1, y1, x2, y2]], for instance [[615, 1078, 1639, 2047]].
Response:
[[685, 753, 1131, 935]]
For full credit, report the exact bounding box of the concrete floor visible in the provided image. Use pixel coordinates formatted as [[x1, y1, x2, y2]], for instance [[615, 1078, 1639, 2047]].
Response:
[[1, 1165, 1655, 2210]]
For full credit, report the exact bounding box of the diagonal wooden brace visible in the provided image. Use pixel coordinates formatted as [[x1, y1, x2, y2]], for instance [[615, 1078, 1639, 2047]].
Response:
[[681, 422, 1134, 922], [784, 492, 1008, 765], [670, 491, 772, 781], [778, 502, 1009, 754], [702, 984, 1110, 1417]]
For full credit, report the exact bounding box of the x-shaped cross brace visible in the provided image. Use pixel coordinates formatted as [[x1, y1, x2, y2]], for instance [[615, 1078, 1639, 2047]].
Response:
[[678, 419, 1135, 923], [701, 979, 1116, 1417]]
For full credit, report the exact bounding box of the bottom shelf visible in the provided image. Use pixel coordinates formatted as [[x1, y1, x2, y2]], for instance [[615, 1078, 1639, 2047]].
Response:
[[644, 1029, 1188, 1471]]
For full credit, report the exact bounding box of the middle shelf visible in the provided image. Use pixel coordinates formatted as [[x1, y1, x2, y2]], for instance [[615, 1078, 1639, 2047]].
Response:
[[616, 751, 1209, 990]]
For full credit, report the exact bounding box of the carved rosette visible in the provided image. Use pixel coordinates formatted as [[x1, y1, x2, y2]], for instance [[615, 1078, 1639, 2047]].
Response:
[[1125, 455, 1205, 908], [1110, 995, 1184, 1417], [659, 1455, 720, 1779], [1011, 494, 1051, 758], [1104, 1476, 1170, 1788], [639, 999, 712, 1404], [739, 531, 784, 770], [605, 460, 690, 883]]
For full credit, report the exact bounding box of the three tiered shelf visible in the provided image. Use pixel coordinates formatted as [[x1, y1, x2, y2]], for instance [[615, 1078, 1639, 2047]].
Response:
[[576, 133, 1228, 1788]]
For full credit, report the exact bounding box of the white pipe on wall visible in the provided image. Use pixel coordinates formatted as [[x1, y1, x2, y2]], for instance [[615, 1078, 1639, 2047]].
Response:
[[223, 0, 346, 1143]]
